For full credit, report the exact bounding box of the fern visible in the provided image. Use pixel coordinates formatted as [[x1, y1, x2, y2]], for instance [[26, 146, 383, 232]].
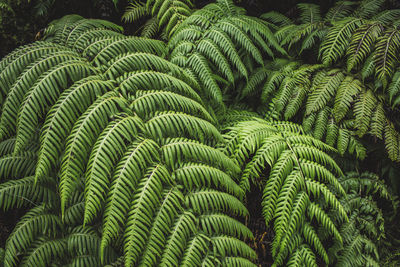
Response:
[[0, 16, 257, 267], [346, 22, 384, 71], [320, 18, 364, 66], [1, 2, 400, 267], [224, 118, 346, 266], [374, 28, 400, 87], [329, 172, 394, 267], [166, 0, 284, 106]]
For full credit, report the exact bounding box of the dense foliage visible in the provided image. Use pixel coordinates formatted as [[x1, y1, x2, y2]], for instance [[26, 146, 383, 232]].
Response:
[[0, 0, 399, 266]]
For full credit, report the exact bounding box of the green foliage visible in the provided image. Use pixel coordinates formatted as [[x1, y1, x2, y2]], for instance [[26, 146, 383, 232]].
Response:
[[1, 1, 399, 267], [123, 0, 193, 37], [0, 14, 256, 267], [166, 0, 285, 106], [329, 172, 395, 266], [224, 118, 346, 266]]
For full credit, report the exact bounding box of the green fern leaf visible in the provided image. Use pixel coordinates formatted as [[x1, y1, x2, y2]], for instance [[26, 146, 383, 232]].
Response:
[[35, 76, 113, 180], [84, 114, 144, 225], [374, 28, 400, 87], [346, 23, 383, 71], [14, 60, 96, 154], [60, 92, 128, 215], [354, 89, 377, 136], [333, 76, 362, 122], [319, 18, 363, 66]]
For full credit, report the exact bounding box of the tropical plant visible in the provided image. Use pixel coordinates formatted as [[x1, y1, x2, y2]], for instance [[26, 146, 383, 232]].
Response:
[[0, 12, 257, 267], [223, 118, 347, 266], [0, 0, 399, 266], [328, 172, 396, 266], [235, 0, 400, 163]]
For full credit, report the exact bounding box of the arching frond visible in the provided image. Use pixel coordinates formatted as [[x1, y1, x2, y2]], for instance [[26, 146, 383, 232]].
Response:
[[224, 118, 346, 266], [122, 1, 149, 24], [0, 152, 36, 180], [4, 205, 61, 267], [60, 92, 129, 214], [297, 3, 321, 24], [84, 114, 144, 224], [346, 22, 383, 71], [0, 176, 56, 211], [0, 50, 83, 140], [325, 1, 357, 21], [260, 11, 292, 27], [0, 43, 66, 101], [353, 0, 385, 19], [319, 18, 364, 66], [84, 36, 166, 66], [14, 60, 96, 154], [101, 138, 160, 252], [374, 28, 400, 87], [35, 76, 113, 180]]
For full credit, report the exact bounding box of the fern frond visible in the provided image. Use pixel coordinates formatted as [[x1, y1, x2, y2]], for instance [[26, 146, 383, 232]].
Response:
[[372, 9, 400, 25], [157, 211, 197, 267], [374, 28, 400, 87], [0, 176, 56, 211], [14, 60, 96, 154], [346, 22, 383, 71], [353, 0, 385, 19], [0, 50, 82, 140], [60, 92, 128, 214], [117, 71, 201, 103], [384, 121, 400, 162], [122, 1, 149, 23], [354, 89, 377, 136], [199, 213, 253, 239], [260, 11, 293, 27], [319, 18, 364, 66], [105, 52, 190, 82], [133, 90, 214, 123], [35, 76, 113, 180], [52, 18, 123, 45], [0, 152, 36, 180], [68, 29, 123, 52], [85, 36, 166, 66], [204, 28, 248, 78], [0, 43, 66, 101], [84, 114, 144, 225], [187, 189, 248, 216], [101, 138, 160, 251], [325, 1, 357, 21], [306, 69, 345, 114], [297, 3, 321, 24], [225, 118, 346, 266], [161, 138, 240, 176], [123, 163, 172, 266], [188, 53, 224, 104], [4, 205, 61, 267], [20, 237, 66, 267], [197, 38, 235, 83], [333, 76, 362, 122], [0, 137, 15, 156]]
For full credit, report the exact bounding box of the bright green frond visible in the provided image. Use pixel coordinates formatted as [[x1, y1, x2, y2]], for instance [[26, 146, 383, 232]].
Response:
[[319, 18, 364, 66], [60, 92, 128, 214], [14, 60, 96, 154], [0, 176, 56, 211], [346, 23, 383, 71], [84, 114, 144, 225], [374, 28, 400, 87], [35, 76, 113, 180]]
